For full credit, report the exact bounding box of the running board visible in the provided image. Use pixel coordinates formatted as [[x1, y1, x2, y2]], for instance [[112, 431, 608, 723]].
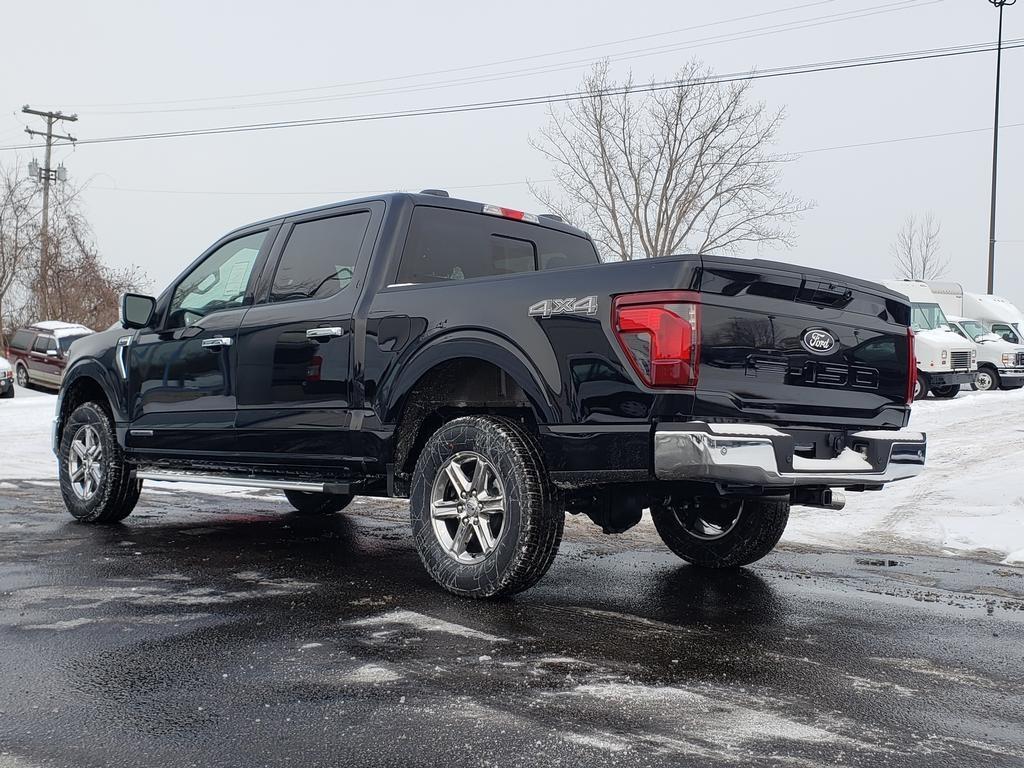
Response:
[[135, 471, 350, 495]]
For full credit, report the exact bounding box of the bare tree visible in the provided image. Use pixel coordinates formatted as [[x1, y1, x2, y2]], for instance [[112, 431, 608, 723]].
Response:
[[0, 163, 39, 345], [34, 182, 148, 330], [530, 60, 808, 261], [892, 213, 948, 281]]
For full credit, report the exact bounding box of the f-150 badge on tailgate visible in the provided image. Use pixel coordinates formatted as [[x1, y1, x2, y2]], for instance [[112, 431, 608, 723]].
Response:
[[801, 328, 837, 354], [528, 296, 599, 318]]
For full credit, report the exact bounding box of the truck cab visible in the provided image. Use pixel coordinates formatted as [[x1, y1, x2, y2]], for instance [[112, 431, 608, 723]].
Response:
[[945, 316, 1024, 391], [882, 280, 976, 399]]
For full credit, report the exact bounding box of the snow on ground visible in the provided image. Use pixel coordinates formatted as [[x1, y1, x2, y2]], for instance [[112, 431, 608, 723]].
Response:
[[2, 383, 1022, 564], [783, 387, 1024, 564]]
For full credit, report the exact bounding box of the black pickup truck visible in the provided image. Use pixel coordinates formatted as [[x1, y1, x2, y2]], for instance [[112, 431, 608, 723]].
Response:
[[53, 191, 926, 598]]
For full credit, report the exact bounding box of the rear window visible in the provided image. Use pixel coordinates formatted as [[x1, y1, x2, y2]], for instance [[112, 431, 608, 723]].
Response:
[[396, 207, 599, 285], [271, 211, 372, 302], [9, 330, 33, 350]]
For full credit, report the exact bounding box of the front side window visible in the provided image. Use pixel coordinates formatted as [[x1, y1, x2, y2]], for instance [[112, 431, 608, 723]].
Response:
[[32, 335, 51, 353], [270, 211, 371, 302], [170, 231, 267, 327], [396, 206, 599, 285], [992, 323, 1021, 344]]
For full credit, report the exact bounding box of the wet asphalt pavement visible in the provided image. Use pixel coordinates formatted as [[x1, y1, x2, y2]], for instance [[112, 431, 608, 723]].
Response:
[[0, 480, 1021, 768]]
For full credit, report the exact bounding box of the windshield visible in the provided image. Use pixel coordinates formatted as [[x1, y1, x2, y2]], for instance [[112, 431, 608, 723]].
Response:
[[910, 302, 950, 331], [958, 320, 988, 340], [58, 333, 91, 351]]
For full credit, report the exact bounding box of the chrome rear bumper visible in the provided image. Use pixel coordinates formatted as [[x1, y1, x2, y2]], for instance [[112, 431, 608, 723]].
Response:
[[654, 423, 926, 488]]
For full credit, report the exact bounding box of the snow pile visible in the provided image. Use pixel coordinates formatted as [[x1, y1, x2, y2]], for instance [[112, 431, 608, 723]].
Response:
[[2, 383, 1022, 563], [784, 388, 1024, 564]]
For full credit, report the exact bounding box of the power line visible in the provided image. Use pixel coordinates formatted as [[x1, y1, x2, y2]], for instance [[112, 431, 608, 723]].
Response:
[[4, 38, 1018, 154], [84, 121, 1024, 199], [800, 121, 1024, 153], [45, 0, 844, 110], [76, 0, 933, 116]]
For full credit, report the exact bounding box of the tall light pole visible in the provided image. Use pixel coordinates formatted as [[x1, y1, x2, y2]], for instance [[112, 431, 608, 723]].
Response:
[[986, 0, 1016, 295]]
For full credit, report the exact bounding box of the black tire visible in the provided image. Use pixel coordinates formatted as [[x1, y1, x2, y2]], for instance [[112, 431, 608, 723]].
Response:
[[651, 495, 790, 568], [930, 384, 960, 399], [973, 367, 999, 392], [58, 402, 141, 524], [913, 371, 928, 401], [410, 415, 563, 598], [284, 490, 353, 514], [15, 364, 29, 389]]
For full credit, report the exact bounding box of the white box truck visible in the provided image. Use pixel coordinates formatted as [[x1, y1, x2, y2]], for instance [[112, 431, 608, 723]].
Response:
[[882, 280, 977, 399], [927, 281, 1024, 391], [927, 281, 1024, 344]]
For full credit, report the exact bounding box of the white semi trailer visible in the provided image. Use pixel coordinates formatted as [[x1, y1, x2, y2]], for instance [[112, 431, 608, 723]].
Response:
[[882, 280, 977, 399]]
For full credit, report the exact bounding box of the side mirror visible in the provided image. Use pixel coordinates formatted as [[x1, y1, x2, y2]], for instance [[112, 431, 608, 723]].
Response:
[[46, 349, 59, 358], [121, 293, 156, 329]]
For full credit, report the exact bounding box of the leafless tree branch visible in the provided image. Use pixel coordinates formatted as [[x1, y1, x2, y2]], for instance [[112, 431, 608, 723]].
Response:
[[531, 60, 810, 261]]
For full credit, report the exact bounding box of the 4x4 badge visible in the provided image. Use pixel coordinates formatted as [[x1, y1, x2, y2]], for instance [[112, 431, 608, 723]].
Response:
[[529, 296, 598, 318], [801, 328, 837, 355]]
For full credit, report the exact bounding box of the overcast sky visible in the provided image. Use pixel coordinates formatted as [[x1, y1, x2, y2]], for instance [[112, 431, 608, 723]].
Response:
[[1, 0, 1021, 309]]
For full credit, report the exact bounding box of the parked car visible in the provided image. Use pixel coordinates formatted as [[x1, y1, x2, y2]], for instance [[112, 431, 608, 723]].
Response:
[[928, 281, 1024, 345], [882, 280, 977, 399], [0, 356, 14, 398], [53, 191, 926, 598], [6, 321, 94, 390], [945, 316, 1024, 391]]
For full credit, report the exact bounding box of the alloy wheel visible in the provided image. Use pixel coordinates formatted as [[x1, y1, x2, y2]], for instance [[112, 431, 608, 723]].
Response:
[[16, 365, 27, 388], [68, 424, 104, 501], [430, 451, 506, 564]]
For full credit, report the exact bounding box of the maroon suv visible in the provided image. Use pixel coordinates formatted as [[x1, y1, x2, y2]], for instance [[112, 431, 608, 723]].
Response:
[[6, 321, 94, 391]]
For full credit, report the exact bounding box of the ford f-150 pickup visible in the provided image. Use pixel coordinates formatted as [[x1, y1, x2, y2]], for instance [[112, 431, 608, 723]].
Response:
[[53, 191, 926, 598]]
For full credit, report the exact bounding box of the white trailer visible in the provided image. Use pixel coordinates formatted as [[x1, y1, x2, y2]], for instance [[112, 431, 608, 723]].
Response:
[[882, 280, 977, 399]]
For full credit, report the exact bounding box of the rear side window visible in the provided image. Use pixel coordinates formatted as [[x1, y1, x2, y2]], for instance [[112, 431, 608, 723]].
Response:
[[271, 211, 371, 302], [396, 207, 599, 284], [10, 330, 33, 350]]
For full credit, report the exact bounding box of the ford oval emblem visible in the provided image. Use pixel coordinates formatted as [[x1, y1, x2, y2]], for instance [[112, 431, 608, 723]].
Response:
[[801, 328, 837, 355]]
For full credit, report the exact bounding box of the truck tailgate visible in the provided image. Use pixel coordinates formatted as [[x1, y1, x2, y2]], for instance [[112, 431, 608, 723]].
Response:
[[694, 255, 912, 431]]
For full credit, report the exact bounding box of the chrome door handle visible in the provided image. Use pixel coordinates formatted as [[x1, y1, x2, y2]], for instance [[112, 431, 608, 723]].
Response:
[[306, 327, 343, 340], [201, 337, 233, 350]]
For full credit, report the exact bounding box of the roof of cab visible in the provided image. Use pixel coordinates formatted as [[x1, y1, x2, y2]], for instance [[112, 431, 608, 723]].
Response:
[[225, 191, 592, 241]]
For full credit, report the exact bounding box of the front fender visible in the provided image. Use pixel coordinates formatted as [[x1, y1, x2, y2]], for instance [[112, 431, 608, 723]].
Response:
[[53, 357, 129, 454]]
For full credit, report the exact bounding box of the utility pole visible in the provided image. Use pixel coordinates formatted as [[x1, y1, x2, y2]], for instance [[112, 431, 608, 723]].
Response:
[[986, 0, 1016, 295], [22, 105, 77, 318]]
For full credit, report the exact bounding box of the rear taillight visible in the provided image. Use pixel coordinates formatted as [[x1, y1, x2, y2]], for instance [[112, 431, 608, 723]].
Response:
[[906, 327, 917, 405], [613, 291, 700, 388]]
